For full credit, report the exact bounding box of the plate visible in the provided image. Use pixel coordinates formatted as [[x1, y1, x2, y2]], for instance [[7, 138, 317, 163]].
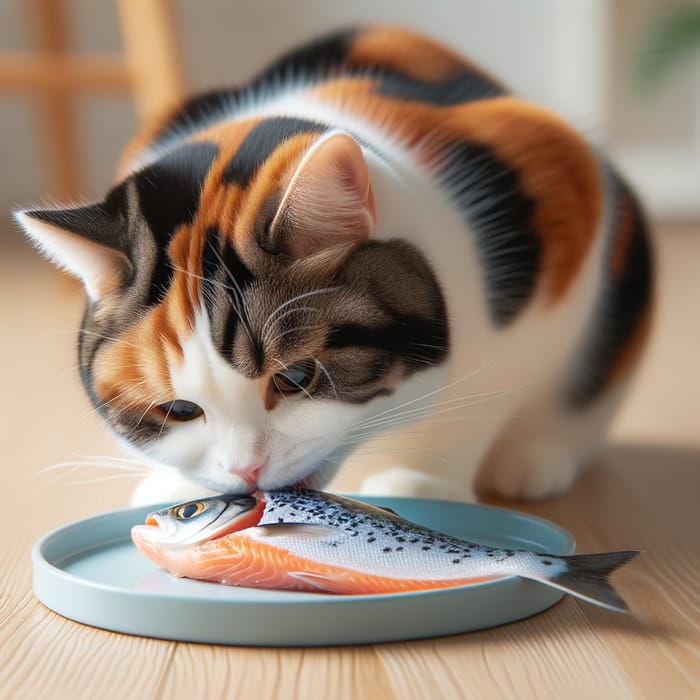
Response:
[[32, 496, 575, 646]]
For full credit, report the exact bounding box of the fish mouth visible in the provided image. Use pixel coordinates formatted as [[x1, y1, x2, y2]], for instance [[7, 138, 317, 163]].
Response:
[[135, 513, 178, 543]]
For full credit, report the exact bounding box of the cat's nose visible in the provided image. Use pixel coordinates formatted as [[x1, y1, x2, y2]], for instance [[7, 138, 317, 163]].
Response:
[[227, 459, 267, 484]]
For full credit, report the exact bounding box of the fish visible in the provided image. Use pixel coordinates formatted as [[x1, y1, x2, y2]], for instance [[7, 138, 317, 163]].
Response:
[[131, 489, 639, 612]]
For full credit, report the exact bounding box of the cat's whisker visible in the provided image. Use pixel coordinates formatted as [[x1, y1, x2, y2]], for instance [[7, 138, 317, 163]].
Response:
[[350, 392, 512, 434], [209, 245, 257, 347], [351, 380, 520, 432], [36, 455, 163, 489], [156, 403, 173, 440], [260, 287, 341, 339], [338, 412, 510, 446], [266, 324, 325, 347], [77, 329, 152, 353], [65, 383, 155, 456], [350, 444, 458, 470], [68, 473, 155, 486], [169, 262, 244, 303], [37, 455, 163, 475], [69, 379, 152, 434], [342, 387, 526, 439], [178, 246, 256, 348], [354, 356, 501, 427], [345, 406, 508, 442], [315, 357, 339, 399], [261, 306, 320, 345]]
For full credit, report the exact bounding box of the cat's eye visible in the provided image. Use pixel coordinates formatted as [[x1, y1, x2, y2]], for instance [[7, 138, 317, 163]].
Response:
[[272, 359, 319, 395], [174, 501, 206, 519], [159, 400, 204, 421]]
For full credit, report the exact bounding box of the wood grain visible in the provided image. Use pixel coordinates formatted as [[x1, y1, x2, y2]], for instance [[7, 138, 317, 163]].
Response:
[[1, 224, 699, 700], [0, 52, 131, 91]]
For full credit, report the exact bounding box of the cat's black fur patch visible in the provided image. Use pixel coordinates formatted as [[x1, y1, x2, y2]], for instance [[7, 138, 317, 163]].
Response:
[[116, 411, 166, 445], [222, 117, 326, 188], [439, 140, 540, 326], [150, 29, 356, 151], [220, 240, 256, 361], [133, 141, 219, 305], [567, 177, 653, 407], [201, 227, 222, 318], [200, 228, 256, 361], [23, 193, 127, 251], [327, 315, 448, 369], [374, 70, 503, 106]]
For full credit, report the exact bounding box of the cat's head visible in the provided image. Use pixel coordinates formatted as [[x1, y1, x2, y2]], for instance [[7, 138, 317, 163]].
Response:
[[16, 123, 448, 493]]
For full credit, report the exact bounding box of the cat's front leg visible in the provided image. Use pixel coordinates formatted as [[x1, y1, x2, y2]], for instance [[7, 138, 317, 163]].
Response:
[[476, 381, 628, 500]]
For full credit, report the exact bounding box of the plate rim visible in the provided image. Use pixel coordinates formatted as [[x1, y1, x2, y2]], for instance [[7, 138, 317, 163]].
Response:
[[32, 495, 576, 644]]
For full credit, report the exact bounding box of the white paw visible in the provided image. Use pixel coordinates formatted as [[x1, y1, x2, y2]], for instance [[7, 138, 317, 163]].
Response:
[[131, 473, 217, 507], [360, 467, 475, 502], [483, 441, 579, 501]]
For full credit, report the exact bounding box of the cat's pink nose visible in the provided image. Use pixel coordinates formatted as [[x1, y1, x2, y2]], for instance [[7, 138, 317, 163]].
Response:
[[228, 460, 267, 484]]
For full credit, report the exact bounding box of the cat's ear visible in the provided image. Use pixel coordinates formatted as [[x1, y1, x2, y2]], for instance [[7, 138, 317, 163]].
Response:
[[14, 197, 131, 301], [268, 131, 376, 262]]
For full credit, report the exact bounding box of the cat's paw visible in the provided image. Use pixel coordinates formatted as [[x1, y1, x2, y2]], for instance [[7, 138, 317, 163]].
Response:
[[360, 467, 475, 502], [481, 441, 579, 501], [131, 473, 216, 507]]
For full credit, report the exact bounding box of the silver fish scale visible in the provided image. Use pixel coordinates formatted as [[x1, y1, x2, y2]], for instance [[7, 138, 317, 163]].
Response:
[[255, 490, 566, 581]]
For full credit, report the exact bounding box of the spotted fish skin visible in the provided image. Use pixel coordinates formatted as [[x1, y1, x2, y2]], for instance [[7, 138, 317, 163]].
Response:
[[132, 489, 639, 611], [256, 490, 565, 582]]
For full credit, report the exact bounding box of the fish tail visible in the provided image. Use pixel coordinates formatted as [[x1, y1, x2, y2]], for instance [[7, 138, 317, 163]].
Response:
[[538, 550, 640, 612]]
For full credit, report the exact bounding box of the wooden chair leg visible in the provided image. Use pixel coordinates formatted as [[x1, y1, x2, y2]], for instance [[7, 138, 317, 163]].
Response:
[[116, 0, 186, 124], [28, 0, 81, 203]]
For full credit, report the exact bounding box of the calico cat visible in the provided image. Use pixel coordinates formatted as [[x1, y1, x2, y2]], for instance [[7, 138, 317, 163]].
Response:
[[16, 27, 653, 505]]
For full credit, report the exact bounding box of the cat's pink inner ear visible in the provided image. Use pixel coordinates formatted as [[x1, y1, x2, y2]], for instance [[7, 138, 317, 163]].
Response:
[[14, 209, 129, 300], [270, 131, 376, 260]]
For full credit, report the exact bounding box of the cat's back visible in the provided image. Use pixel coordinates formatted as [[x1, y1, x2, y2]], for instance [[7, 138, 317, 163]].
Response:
[[119, 24, 652, 370], [120, 25, 507, 171]]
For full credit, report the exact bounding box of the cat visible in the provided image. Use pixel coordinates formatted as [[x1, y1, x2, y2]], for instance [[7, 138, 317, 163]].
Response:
[[15, 26, 653, 506]]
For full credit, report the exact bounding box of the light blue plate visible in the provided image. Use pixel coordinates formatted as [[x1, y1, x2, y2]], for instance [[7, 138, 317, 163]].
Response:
[[32, 496, 575, 646]]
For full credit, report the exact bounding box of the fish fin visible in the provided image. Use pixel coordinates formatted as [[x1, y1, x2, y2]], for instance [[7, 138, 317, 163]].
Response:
[[247, 523, 336, 539], [533, 550, 640, 613], [288, 570, 335, 592]]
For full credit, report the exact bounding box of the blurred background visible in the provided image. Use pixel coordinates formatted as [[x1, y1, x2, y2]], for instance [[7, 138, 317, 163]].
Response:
[[1, 0, 698, 509], [2, 0, 699, 223]]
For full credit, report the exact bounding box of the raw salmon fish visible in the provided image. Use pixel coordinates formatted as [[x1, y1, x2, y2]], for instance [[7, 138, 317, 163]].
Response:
[[131, 490, 638, 611]]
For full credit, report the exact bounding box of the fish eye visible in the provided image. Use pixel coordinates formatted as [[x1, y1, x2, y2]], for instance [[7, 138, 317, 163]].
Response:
[[272, 359, 319, 395], [159, 400, 204, 421], [174, 501, 206, 519]]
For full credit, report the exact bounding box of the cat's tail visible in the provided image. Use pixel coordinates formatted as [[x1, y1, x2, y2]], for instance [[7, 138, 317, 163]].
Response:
[[530, 551, 640, 612]]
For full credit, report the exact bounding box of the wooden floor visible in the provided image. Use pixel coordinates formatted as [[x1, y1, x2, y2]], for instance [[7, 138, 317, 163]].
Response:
[[1, 223, 698, 700]]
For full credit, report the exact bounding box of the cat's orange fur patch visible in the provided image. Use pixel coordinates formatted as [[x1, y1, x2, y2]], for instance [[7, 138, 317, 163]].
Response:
[[442, 98, 603, 304], [348, 25, 498, 85]]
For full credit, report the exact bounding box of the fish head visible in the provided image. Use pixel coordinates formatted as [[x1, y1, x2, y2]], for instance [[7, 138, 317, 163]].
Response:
[[132, 493, 264, 551]]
